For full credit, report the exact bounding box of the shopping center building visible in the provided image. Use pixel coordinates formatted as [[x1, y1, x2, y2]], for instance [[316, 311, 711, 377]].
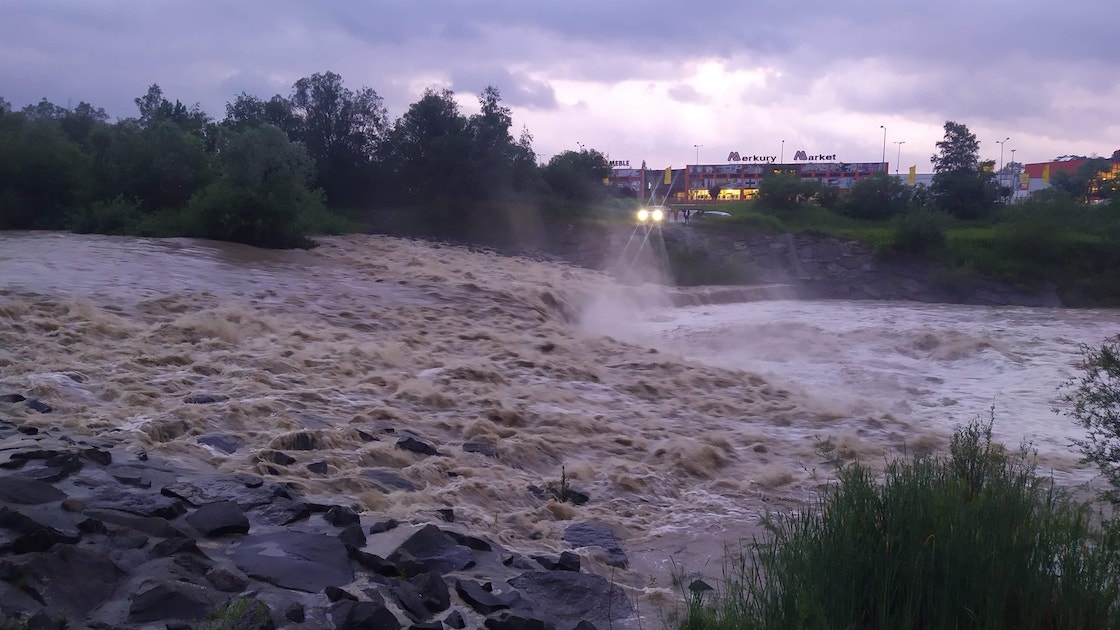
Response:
[[1015, 155, 1120, 201], [607, 149, 889, 203]]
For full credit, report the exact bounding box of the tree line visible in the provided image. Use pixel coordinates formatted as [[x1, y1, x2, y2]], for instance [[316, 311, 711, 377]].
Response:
[[743, 121, 1119, 303], [756, 121, 1118, 223], [0, 72, 613, 247]]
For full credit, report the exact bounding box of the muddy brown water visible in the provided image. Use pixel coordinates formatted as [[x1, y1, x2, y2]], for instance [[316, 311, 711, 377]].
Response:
[[3, 231, 1118, 621]]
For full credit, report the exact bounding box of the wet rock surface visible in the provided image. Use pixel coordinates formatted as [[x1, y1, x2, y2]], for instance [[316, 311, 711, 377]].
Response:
[[0, 416, 642, 629]]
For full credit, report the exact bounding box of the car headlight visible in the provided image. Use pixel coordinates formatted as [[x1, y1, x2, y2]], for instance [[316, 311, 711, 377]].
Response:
[[637, 209, 649, 222], [651, 208, 664, 222]]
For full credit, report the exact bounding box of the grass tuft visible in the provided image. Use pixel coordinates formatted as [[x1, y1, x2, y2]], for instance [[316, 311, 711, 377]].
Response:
[[674, 416, 1120, 629]]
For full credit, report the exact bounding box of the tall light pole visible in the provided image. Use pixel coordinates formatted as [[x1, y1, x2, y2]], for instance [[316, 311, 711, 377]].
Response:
[[893, 141, 905, 175], [1010, 148, 1017, 201], [880, 125, 887, 169], [996, 137, 1010, 179], [694, 144, 703, 166], [781, 140, 785, 164], [576, 141, 585, 152]]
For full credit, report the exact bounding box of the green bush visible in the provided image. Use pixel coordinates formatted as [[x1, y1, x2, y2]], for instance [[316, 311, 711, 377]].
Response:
[[184, 125, 325, 248], [67, 195, 145, 234], [1064, 336, 1120, 502], [675, 418, 1120, 630], [837, 173, 912, 220], [993, 203, 1070, 254], [891, 207, 950, 255]]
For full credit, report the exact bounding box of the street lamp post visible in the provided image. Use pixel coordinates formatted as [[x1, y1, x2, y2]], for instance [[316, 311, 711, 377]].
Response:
[[996, 137, 1010, 183], [880, 125, 887, 169], [1010, 148, 1017, 201], [893, 141, 905, 175], [693, 144, 703, 166], [781, 140, 785, 165]]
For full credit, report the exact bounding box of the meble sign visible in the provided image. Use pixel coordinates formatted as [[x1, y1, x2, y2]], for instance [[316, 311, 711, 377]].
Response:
[[609, 160, 630, 167], [726, 151, 837, 162]]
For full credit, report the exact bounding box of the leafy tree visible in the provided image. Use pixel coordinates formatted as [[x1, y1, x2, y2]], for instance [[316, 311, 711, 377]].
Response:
[[60, 101, 110, 147], [930, 121, 997, 219], [133, 84, 213, 141], [837, 173, 912, 220], [0, 111, 92, 229], [467, 86, 518, 195], [20, 98, 68, 121], [0, 95, 10, 115], [185, 124, 325, 248], [463, 86, 543, 198], [384, 87, 472, 204], [223, 93, 301, 138], [96, 120, 211, 211], [510, 125, 543, 194], [540, 148, 610, 204], [1064, 336, 1120, 502], [931, 122, 981, 173], [1050, 157, 1113, 202], [290, 71, 387, 204], [708, 183, 722, 201]]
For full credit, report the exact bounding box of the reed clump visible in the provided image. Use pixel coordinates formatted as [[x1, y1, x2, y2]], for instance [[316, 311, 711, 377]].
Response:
[[676, 418, 1120, 630]]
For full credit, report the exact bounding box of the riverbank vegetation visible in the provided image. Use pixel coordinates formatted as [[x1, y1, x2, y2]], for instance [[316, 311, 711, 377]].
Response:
[[714, 122, 1120, 305], [0, 74, 612, 248], [2, 81, 1117, 301], [672, 416, 1120, 629]]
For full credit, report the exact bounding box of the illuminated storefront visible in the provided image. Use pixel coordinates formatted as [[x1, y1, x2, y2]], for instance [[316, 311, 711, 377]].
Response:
[[608, 151, 888, 203]]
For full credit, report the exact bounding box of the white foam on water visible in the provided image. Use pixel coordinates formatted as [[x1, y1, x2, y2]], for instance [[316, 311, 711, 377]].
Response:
[[3, 231, 1118, 620]]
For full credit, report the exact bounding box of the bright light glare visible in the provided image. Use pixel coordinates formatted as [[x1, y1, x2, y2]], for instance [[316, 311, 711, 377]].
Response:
[[637, 209, 649, 222], [651, 208, 664, 222]]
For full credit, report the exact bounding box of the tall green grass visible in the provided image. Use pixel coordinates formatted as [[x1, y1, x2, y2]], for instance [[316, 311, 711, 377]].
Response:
[[675, 419, 1120, 630]]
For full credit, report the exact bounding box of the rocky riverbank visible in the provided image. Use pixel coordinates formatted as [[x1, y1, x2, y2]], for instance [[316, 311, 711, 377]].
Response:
[[0, 394, 637, 629]]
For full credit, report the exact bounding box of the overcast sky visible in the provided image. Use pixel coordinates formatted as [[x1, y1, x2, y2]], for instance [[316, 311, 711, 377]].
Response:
[[3, 1, 1118, 171]]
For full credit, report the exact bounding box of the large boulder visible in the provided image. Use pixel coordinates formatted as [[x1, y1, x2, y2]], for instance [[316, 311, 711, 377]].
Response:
[[231, 532, 353, 592], [387, 525, 474, 575], [185, 500, 250, 537], [3, 545, 124, 618], [563, 523, 628, 568], [128, 582, 220, 623], [0, 476, 66, 505], [509, 571, 633, 628]]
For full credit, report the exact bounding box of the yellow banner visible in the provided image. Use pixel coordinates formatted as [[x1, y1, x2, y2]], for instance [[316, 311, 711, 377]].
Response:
[[664, 167, 672, 185], [1019, 172, 1030, 190], [1042, 164, 1050, 184], [908, 165, 916, 185]]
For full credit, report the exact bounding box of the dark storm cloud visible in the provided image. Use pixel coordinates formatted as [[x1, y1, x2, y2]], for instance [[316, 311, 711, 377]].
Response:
[[447, 67, 558, 109], [1, 0, 1117, 161]]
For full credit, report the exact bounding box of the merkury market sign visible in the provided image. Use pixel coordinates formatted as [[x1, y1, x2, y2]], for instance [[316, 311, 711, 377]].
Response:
[[726, 150, 838, 163]]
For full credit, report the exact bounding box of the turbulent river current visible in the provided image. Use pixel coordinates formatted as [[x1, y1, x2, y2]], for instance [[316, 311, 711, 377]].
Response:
[[2, 231, 1118, 606]]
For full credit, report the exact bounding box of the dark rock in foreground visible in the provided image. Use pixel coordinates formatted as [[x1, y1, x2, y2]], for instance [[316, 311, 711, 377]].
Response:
[[0, 417, 641, 629], [231, 532, 352, 592]]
